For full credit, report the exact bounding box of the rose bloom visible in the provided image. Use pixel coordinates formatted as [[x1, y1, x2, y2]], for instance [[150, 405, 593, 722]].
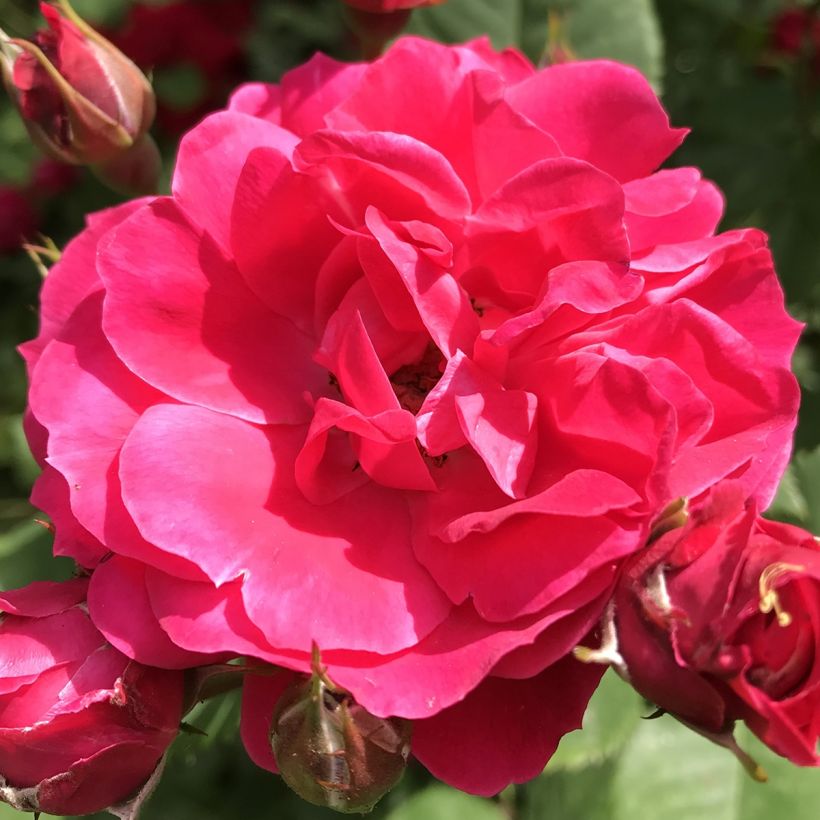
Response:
[[0, 579, 183, 815], [22, 38, 800, 794], [614, 482, 820, 767]]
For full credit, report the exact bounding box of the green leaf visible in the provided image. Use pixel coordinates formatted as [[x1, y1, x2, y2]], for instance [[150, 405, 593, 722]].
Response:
[[385, 784, 504, 820], [523, 760, 617, 820], [407, 0, 664, 88], [152, 64, 208, 112], [611, 716, 743, 820], [70, 0, 131, 28], [604, 716, 820, 820], [767, 465, 810, 527], [407, 0, 525, 50], [560, 0, 664, 90], [733, 726, 820, 820], [792, 445, 820, 533]]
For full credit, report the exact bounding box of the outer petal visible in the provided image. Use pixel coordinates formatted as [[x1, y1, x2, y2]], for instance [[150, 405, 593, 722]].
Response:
[[118, 404, 452, 654], [412, 657, 604, 795], [87, 556, 224, 669], [329, 40, 557, 204], [624, 168, 724, 249], [327, 569, 612, 719], [228, 82, 282, 123], [0, 579, 88, 618], [19, 199, 150, 375], [508, 60, 686, 182], [140, 559, 609, 722], [279, 52, 367, 135], [172, 110, 298, 252], [30, 467, 106, 569], [28, 296, 203, 581], [99, 198, 324, 425]]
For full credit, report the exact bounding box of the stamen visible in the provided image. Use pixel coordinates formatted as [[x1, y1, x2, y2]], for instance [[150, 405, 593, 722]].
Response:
[[645, 564, 673, 615], [648, 496, 689, 542], [574, 600, 629, 680], [758, 563, 804, 627]]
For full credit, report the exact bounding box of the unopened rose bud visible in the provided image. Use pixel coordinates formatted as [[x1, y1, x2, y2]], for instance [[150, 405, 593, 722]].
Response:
[[0, 1, 157, 192], [271, 648, 411, 813]]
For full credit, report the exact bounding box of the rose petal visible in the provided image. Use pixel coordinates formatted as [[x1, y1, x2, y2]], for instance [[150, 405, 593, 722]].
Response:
[[509, 60, 686, 182], [119, 404, 451, 653], [99, 198, 324, 425], [172, 110, 298, 252], [411, 657, 605, 795], [88, 556, 223, 669]]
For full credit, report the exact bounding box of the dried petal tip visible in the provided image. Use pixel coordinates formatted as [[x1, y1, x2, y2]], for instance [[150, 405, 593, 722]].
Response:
[[271, 648, 411, 814]]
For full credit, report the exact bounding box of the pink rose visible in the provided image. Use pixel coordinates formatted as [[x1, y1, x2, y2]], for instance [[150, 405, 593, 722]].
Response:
[[23, 38, 800, 794], [613, 482, 820, 768], [0, 579, 183, 816]]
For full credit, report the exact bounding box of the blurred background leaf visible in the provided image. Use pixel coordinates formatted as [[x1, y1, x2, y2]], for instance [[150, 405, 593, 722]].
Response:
[[409, 0, 663, 87]]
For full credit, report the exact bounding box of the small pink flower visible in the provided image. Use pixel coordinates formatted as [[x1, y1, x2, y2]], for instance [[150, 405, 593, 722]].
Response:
[[0, 579, 183, 815], [23, 38, 800, 794]]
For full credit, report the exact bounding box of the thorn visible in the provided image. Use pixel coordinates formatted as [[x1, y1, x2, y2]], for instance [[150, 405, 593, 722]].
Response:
[[179, 721, 208, 737]]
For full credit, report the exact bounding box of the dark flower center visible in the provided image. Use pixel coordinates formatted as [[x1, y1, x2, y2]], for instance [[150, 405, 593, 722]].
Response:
[[389, 345, 444, 415]]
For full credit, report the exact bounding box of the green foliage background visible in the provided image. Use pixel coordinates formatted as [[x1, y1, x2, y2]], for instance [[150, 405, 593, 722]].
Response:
[[0, 0, 818, 818]]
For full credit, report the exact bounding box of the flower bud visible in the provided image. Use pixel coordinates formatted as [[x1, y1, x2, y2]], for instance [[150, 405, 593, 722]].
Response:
[[0, 1, 156, 177], [602, 481, 820, 772], [271, 649, 411, 813], [0, 579, 184, 816]]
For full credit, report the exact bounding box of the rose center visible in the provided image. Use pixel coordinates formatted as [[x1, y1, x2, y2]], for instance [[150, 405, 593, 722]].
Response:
[[389, 345, 444, 415]]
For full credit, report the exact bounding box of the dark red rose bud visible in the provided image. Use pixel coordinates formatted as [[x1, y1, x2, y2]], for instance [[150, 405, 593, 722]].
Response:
[[0, 1, 156, 189], [589, 481, 820, 772], [271, 648, 411, 813]]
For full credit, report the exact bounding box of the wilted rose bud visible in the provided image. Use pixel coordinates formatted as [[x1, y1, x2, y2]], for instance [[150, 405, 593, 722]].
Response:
[[0, 578, 184, 816], [601, 481, 820, 774], [271, 649, 411, 813], [0, 1, 158, 193]]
